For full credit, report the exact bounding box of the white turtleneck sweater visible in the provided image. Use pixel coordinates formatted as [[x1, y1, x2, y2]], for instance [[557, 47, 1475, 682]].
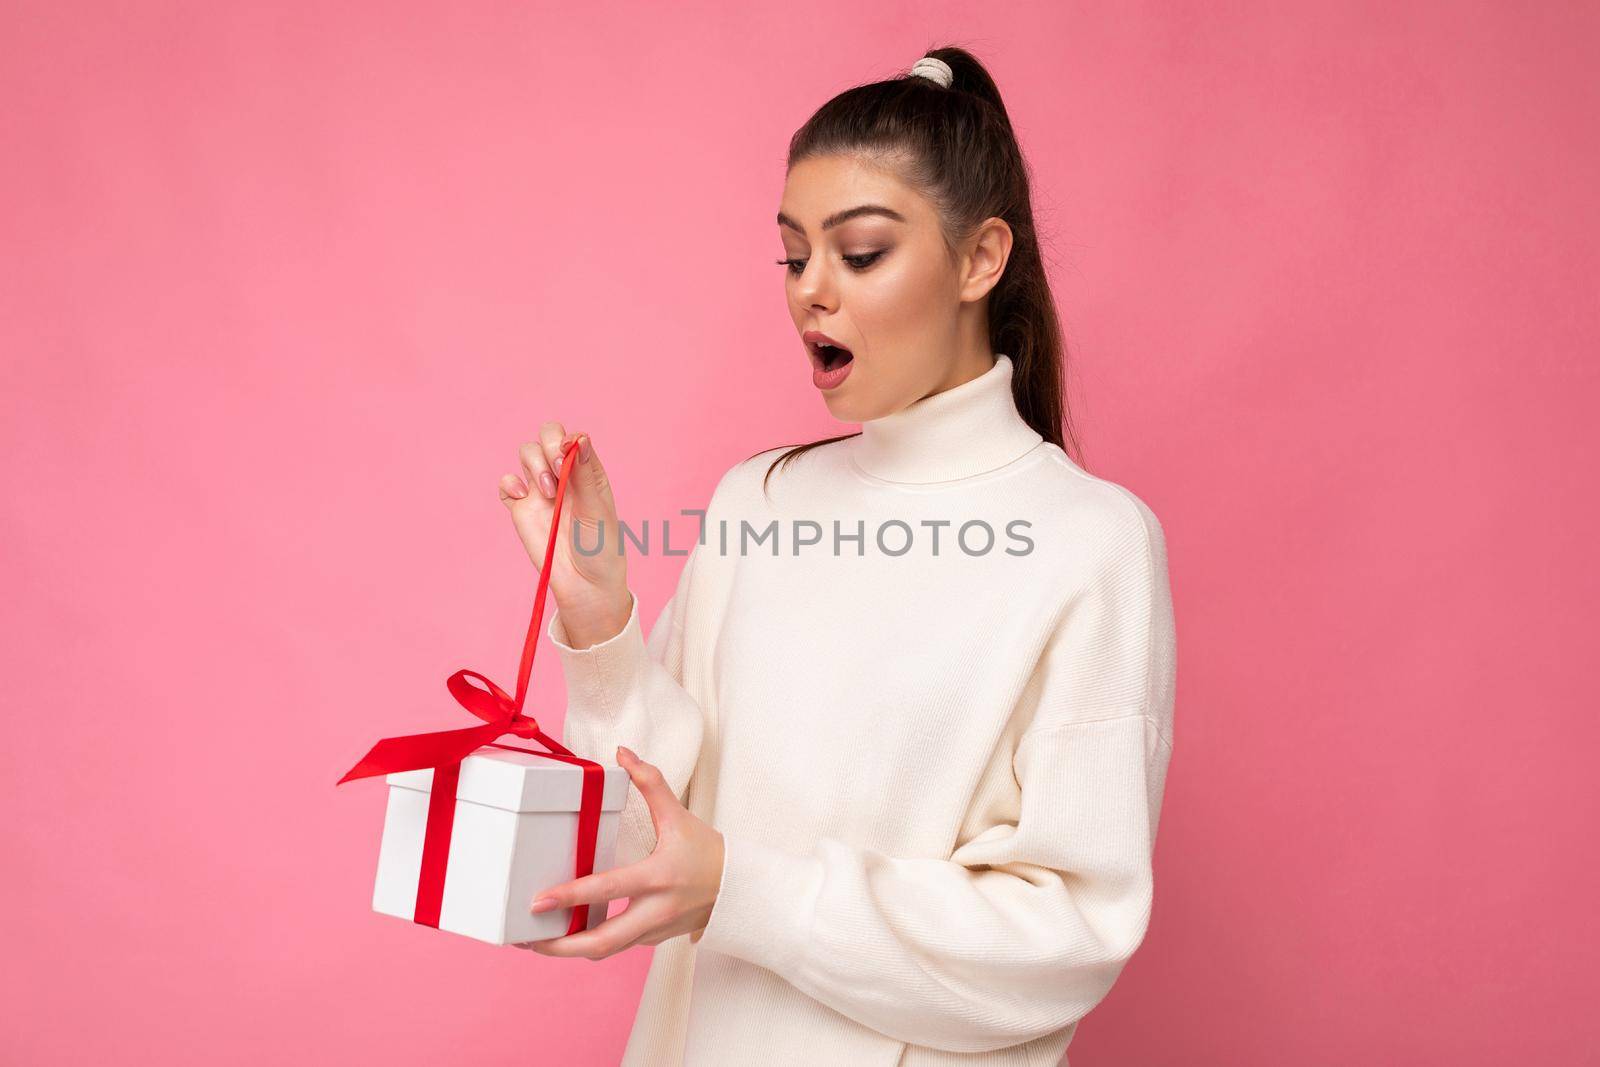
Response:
[[548, 354, 1176, 1067]]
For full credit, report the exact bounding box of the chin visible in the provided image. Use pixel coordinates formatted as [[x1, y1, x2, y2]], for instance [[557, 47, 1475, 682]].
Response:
[[821, 390, 876, 424]]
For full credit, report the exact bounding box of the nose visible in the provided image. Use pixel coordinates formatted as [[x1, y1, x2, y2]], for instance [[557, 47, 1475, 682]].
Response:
[[793, 259, 838, 314]]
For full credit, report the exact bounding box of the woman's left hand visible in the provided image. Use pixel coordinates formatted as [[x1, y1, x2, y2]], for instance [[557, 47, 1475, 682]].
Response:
[[516, 745, 724, 960]]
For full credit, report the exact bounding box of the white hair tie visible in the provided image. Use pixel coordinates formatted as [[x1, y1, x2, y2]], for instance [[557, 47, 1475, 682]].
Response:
[[909, 56, 953, 89]]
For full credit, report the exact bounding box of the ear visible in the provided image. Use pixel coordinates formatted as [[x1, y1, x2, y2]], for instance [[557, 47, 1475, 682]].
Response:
[[958, 216, 1014, 303]]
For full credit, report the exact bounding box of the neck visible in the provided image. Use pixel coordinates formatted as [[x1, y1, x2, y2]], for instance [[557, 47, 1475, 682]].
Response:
[[847, 354, 1044, 484]]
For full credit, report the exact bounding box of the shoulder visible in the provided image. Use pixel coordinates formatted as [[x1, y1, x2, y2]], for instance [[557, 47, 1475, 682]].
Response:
[[1025, 444, 1170, 580], [704, 440, 847, 514], [670, 447, 781, 544], [715, 445, 792, 495], [702, 446, 781, 515]]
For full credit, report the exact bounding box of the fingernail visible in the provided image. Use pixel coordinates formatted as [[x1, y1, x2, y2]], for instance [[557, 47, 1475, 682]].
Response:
[[539, 471, 556, 497], [617, 745, 636, 762], [507, 482, 526, 500], [578, 434, 593, 463], [531, 896, 558, 913]]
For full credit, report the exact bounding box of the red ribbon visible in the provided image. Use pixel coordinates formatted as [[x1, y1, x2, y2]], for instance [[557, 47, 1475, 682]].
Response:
[[338, 439, 606, 938]]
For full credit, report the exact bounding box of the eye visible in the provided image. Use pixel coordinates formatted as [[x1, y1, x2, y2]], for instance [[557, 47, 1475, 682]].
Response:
[[774, 251, 886, 276], [843, 251, 886, 270]]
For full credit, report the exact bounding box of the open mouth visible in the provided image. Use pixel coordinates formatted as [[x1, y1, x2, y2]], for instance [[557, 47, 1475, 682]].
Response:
[[808, 341, 855, 372]]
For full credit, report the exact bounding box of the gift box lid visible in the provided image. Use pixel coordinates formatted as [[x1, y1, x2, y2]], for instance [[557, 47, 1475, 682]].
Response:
[[385, 745, 629, 813]]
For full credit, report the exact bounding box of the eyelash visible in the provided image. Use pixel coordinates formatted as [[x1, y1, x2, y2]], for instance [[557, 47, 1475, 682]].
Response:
[[775, 251, 886, 276]]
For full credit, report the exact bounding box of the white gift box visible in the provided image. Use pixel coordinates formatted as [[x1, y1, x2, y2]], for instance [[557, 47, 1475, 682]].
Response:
[[371, 745, 629, 945]]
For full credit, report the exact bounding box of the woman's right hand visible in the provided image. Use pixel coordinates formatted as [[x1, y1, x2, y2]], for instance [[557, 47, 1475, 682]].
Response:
[[499, 422, 633, 650]]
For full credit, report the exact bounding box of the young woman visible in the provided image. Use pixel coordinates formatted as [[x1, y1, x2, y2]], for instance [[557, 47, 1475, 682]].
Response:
[[498, 46, 1176, 1067]]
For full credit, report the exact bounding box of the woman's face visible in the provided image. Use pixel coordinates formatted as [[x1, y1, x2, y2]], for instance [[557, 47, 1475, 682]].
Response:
[[776, 152, 1010, 422]]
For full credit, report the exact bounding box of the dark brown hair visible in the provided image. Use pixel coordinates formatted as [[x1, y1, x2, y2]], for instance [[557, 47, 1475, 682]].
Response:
[[754, 44, 1084, 494]]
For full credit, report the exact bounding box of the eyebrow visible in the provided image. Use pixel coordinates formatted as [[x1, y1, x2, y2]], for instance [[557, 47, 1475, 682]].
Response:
[[776, 204, 907, 234]]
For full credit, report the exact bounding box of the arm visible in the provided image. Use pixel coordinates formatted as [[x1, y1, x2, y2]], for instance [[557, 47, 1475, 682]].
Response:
[[693, 501, 1177, 1053], [548, 541, 707, 869]]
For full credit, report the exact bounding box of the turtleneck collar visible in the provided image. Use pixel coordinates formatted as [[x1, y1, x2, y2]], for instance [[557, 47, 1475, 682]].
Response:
[[846, 354, 1045, 485]]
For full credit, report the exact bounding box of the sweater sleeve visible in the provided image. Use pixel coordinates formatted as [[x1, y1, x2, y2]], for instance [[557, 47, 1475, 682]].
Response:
[[547, 542, 706, 870], [692, 502, 1177, 1053]]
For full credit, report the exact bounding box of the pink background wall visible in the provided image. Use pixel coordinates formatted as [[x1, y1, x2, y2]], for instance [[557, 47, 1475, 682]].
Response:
[[3, 2, 1595, 1063]]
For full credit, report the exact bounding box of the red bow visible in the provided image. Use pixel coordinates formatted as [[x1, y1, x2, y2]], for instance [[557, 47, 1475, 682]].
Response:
[[338, 439, 606, 937]]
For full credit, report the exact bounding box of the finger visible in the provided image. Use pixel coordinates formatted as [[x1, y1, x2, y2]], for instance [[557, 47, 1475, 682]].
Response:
[[524, 896, 671, 960], [563, 432, 618, 525], [617, 746, 680, 840], [499, 472, 529, 504], [520, 429, 560, 500], [532, 855, 657, 911], [538, 421, 571, 485]]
